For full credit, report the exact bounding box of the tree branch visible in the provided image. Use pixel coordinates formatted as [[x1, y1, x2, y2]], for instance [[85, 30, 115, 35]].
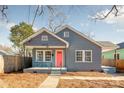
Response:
[[0, 5, 8, 21], [94, 5, 119, 20]]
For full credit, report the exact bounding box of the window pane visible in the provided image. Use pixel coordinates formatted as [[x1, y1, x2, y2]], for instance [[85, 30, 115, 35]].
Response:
[[117, 54, 120, 60], [76, 51, 83, 62], [85, 51, 92, 62], [41, 35, 48, 41], [37, 51, 43, 61], [45, 51, 52, 61], [64, 32, 69, 37]]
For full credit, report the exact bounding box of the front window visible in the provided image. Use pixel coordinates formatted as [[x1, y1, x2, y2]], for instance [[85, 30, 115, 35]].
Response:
[[45, 51, 52, 61], [85, 50, 92, 62], [36, 50, 52, 62], [75, 50, 83, 62], [37, 51, 43, 61], [75, 50, 92, 62]]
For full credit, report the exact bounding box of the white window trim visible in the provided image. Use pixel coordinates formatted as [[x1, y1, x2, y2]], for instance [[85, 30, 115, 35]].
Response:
[[36, 50, 44, 62], [44, 50, 52, 62], [84, 50, 92, 63], [75, 50, 84, 62], [36, 50, 52, 62], [75, 50, 92, 63], [41, 35, 48, 41], [64, 32, 69, 38]]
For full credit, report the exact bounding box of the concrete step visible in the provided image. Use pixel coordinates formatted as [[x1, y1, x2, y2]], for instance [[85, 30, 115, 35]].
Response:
[[51, 70, 61, 75], [102, 66, 116, 73]]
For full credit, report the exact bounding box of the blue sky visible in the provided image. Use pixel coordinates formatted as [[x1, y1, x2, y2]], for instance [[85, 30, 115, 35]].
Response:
[[0, 5, 124, 46]]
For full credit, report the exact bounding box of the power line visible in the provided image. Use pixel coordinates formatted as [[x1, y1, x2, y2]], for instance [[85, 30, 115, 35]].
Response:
[[28, 5, 31, 24]]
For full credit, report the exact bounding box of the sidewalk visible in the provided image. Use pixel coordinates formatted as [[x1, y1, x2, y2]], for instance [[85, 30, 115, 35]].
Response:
[[39, 75, 60, 88], [60, 76, 124, 80]]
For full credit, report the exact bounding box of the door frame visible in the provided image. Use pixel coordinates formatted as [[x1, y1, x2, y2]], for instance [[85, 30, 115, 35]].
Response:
[[55, 50, 63, 67]]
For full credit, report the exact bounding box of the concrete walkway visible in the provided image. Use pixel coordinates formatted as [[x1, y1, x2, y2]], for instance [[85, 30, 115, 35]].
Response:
[[39, 75, 60, 88], [60, 76, 124, 80]]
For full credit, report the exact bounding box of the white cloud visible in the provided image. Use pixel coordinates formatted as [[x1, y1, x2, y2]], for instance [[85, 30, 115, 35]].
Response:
[[80, 23, 89, 27], [33, 27, 38, 31], [116, 29, 124, 32], [80, 23, 84, 27], [0, 21, 15, 30], [90, 6, 124, 24]]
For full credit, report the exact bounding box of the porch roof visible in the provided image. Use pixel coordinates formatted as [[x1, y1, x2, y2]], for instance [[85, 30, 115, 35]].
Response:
[[25, 45, 67, 49]]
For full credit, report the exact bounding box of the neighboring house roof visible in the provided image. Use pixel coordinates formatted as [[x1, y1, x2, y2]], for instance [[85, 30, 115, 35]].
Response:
[[117, 42, 124, 49], [97, 41, 119, 52], [0, 50, 8, 55], [20, 27, 69, 48], [55, 25, 102, 47], [0, 50, 15, 55]]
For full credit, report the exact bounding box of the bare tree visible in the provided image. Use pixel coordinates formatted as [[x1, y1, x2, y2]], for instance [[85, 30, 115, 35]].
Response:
[[31, 5, 56, 27], [48, 12, 67, 32], [92, 5, 124, 20], [1, 5, 124, 26]]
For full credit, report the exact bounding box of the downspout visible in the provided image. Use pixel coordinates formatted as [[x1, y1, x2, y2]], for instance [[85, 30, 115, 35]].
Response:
[[65, 46, 67, 68]]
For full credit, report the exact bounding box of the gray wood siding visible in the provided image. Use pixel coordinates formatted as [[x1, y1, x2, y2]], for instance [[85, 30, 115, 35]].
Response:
[[56, 28, 102, 71], [24, 31, 66, 46]]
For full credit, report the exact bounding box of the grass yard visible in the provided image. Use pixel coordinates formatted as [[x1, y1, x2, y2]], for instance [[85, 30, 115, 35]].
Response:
[[57, 79, 124, 88], [62, 71, 112, 77], [0, 72, 48, 88]]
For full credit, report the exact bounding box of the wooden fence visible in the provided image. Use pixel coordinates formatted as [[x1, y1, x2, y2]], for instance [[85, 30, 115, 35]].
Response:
[[0, 55, 32, 73], [116, 60, 124, 72], [102, 59, 116, 67], [102, 59, 124, 72]]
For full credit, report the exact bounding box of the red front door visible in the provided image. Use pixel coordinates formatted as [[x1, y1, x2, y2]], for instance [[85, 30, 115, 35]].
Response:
[[56, 50, 63, 67]]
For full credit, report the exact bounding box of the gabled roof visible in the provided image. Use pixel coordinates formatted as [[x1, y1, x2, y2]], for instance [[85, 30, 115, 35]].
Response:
[[20, 27, 69, 47], [55, 25, 102, 47], [117, 42, 124, 49], [98, 41, 119, 48]]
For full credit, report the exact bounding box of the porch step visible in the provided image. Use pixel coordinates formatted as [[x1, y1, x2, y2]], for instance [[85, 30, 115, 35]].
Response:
[[50, 70, 61, 75]]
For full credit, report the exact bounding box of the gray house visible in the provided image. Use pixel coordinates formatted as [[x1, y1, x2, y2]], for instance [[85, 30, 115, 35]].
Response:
[[21, 25, 102, 73]]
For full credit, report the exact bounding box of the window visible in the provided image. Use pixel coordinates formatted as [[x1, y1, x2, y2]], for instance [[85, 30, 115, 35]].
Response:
[[36, 50, 52, 62], [114, 54, 116, 60], [117, 54, 120, 60], [41, 35, 48, 41], [64, 32, 69, 37], [45, 51, 52, 61], [114, 53, 120, 60], [75, 50, 92, 62], [36, 51, 43, 61], [85, 50, 92, 62], [75, 50, 83, 62]]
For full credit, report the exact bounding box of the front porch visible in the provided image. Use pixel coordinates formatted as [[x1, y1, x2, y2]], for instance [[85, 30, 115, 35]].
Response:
[[23, 67, 67, 74]]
